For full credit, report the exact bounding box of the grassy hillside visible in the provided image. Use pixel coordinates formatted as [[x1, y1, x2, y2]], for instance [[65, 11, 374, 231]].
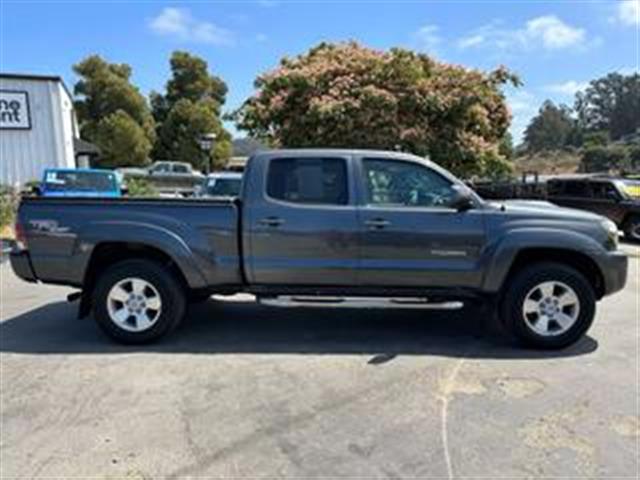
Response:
[[513, 150, 581, 176]]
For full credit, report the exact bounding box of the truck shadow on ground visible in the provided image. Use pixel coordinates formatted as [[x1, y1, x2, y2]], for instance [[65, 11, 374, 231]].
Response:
[[0, 299, 597, 360]]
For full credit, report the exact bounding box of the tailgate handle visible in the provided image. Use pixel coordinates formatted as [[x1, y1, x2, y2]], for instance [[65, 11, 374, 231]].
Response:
[[259, 216, 284, 227], [365, 218, 390, 229]]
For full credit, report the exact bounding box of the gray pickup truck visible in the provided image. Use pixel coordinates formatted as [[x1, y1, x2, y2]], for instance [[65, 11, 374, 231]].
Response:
[[11, 149, 628, 348]]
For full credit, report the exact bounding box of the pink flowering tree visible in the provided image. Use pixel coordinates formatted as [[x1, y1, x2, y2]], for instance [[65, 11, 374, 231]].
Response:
[[233, 42, 520, 178]]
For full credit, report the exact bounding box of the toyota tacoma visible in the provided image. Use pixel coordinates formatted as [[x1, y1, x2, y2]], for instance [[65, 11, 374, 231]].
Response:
[[10, 150, 628, 348]]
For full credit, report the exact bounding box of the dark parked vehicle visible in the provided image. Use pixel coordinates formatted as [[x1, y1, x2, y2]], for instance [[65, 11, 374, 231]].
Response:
[[547, 176, 640, 241], [11, 150, 628, 348]]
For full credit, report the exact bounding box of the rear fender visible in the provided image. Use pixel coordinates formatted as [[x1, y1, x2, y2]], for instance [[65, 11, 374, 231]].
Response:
[[78, 220, 210, 289]]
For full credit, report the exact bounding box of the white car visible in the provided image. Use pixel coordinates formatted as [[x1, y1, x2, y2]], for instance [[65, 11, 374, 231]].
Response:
[[199, 172, 243, 198]]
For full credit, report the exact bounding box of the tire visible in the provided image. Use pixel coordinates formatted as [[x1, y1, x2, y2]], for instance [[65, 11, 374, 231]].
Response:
[[500, 262, 596, 349], [623, 215, 640, 243], [93, 259, 186, 344]]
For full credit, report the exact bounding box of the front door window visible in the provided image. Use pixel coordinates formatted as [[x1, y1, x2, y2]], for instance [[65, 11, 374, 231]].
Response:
[[362, 158, 457, 208]]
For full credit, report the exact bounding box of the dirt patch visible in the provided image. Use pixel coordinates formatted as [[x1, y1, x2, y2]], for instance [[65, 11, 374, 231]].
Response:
[[519, 402, 596, 476], [611, 415, 640, 438], [442, 374, 487, 396], [495, 377, 545, 399]]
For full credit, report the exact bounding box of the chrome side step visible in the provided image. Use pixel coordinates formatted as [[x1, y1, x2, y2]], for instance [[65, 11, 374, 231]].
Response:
[[257, 296, 464, 310]]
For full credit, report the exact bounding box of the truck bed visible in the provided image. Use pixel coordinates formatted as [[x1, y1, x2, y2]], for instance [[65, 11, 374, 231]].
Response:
[[16, 196, 243, 289]]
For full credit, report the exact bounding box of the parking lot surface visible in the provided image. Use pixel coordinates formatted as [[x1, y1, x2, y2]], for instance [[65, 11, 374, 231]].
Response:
[[1, 246, 638, 479]]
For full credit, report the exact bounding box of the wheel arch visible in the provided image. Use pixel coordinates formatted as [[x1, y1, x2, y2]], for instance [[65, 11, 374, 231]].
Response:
[[79, 241, 191, 318], [503, 248, 605, 299], [483, 229, 607, 300]]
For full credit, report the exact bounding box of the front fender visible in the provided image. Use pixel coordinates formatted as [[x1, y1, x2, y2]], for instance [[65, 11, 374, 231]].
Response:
[[481, 228, 606, 293]]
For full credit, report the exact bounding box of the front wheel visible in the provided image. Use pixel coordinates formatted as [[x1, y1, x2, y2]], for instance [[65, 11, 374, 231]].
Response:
[[93, 259, 186, 344], [500, 262, 596, 349]]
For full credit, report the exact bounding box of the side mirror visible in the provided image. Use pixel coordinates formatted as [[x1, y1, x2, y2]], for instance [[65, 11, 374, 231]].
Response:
[[449, 188, 474, 211]]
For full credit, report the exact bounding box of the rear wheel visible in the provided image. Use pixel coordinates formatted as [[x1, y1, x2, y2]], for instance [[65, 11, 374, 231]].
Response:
[[623, 215, 640, 242], [93, 259, 186, 344], [500, 262, 596, 349]]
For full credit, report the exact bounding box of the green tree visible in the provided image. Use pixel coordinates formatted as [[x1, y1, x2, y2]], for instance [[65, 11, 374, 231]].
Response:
[[582, 130, 609, 148], [581, 145, 628, 173], [575, 72, 640, 141], [627, 146, 640, 171], [524, 101, 576, 152], [499, 131, 515, 159], [157, 99, 231, 171], [152, 51, 231, 170], [73, 55, 155, 167], [233, 41, 519, 178], [92, 111, 153, 169]]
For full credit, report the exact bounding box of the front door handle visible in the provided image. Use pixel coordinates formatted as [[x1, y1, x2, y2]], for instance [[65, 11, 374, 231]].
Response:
[[259, 216, 284, 227], [364, 218, 390, 229]]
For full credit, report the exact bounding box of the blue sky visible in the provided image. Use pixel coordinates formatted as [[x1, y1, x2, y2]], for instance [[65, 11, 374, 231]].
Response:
[[1, 0, 638, 143]]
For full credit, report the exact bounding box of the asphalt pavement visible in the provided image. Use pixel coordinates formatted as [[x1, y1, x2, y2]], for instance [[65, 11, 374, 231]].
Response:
[[1, 245, 638, 479]]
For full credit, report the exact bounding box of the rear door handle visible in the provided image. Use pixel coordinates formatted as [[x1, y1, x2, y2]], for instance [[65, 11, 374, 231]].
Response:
[[259, 216, 284, 227], [364, 218, 390, 229]]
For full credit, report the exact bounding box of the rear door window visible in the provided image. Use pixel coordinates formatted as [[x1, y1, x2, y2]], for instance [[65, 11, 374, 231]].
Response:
[[563, 181, 589, 198], [267, 157, 348, 205], [173, 164, 190, 174]]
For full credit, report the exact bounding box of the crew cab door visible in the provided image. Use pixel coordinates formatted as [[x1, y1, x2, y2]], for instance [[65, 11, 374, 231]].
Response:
[[244, 154, 359, 285], [355, 156, 487, 288]]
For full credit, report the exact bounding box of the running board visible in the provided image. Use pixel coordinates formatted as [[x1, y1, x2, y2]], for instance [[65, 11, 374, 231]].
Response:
[[257, 296, 464, 310]]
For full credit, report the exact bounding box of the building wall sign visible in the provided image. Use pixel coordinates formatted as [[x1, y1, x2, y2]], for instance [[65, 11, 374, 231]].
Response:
[[0, 90, 31, 129]]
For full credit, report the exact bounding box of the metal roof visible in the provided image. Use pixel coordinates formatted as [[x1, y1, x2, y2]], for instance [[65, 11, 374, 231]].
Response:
[[0, 72, 74, 100]]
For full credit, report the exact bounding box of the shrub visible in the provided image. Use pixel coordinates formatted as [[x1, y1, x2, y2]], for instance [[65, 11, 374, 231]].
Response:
[[0, 185, 18, 232], [125, 178, 158, 197]]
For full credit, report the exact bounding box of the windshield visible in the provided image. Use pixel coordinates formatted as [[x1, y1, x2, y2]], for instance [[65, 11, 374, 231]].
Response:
[[205, 178, 242, 196], [44, 170, 118, 192]]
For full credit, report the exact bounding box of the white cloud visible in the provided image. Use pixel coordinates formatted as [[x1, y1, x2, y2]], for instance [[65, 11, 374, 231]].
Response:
[[149, 7, 235, 46], [544, 80, 589, 95], [458, 34, 485, 49], [414, 25, 442, 54], [526, 16, 585, 49], [458, 15, 587, 51], [617, 0, 640, 26]]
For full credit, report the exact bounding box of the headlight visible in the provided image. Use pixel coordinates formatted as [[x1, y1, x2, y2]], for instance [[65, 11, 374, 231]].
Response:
[[601, 219, 619, 250]]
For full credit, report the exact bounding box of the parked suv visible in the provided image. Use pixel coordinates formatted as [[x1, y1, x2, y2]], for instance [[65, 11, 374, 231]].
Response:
[[547, 176, 640, 241]]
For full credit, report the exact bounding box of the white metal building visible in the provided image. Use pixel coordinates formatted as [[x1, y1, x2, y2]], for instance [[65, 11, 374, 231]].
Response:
[[0, 73, 96, 186]]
